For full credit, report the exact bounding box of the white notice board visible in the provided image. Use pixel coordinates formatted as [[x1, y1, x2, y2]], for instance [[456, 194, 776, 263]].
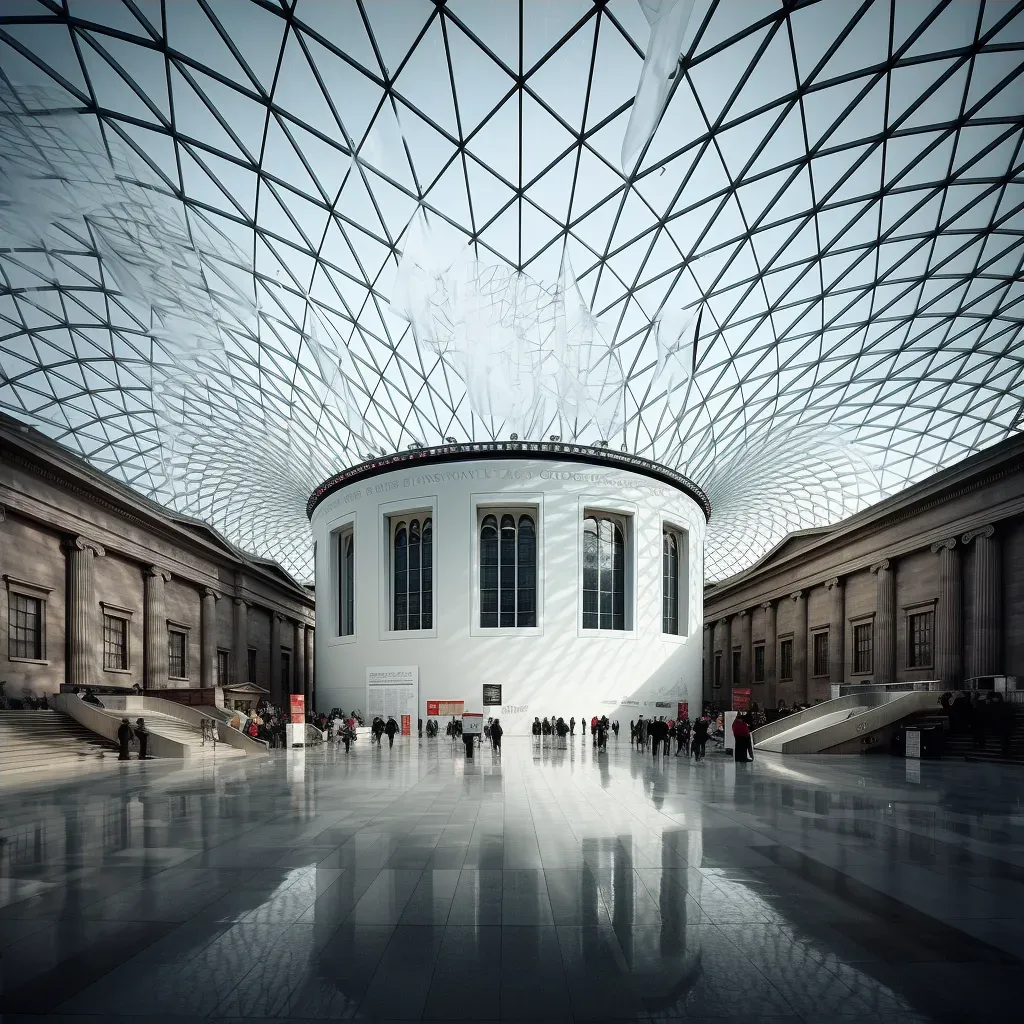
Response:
[[367, 666, 419, 721]]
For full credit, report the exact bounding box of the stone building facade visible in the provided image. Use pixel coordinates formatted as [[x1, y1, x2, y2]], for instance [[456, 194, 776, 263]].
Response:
[[703, 433, 1024, 709], [0, 414, 315, 709]]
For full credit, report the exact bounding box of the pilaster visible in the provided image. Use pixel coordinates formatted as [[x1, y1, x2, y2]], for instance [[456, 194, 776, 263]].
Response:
[[64, 537, 104, 688], [870, 559, 896, 683], [931, 537, 963, 688], [963, 525, 1000, 679]]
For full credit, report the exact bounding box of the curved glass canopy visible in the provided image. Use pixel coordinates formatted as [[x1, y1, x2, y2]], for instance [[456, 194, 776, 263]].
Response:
[[0, 0, 1021, 582]]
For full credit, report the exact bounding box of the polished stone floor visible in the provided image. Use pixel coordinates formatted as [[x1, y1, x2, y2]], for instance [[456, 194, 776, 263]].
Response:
[[1, 736, 1022, 1024]]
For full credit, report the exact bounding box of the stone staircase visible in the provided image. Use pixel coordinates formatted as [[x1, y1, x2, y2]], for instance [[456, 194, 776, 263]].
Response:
[[97, 708, 246, 759], [941, 703, 1024, 763], [0, 709, 117, 777]]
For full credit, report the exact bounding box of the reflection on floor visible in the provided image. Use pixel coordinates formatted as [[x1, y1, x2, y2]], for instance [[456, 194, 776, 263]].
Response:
[[1, 736, 1022, 1023]]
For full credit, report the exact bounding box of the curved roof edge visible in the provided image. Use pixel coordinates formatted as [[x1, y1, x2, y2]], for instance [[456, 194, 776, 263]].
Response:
[[307, 441, 712, 521]]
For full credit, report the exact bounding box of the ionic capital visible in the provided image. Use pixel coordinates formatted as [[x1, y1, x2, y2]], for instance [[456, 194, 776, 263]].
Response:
[[962, 524, 995, 545], [869, 559, 890, 574], [825, 576, 842, 591], [929, 537, 957, 554], [0, 504, 6, 523], [233, 596, 249, 608], [65, 536, 105, 557], [790, 590, 804, 602], [144, 565, 172, 582], [737, 609, 749, 620], [760, 600, 774, 611]]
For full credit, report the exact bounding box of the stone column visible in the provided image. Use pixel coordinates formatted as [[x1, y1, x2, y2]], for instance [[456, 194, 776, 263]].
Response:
[[65, 537, 104, 688], [304, 625, 315, 711], [200, 587, 218, 689], [826, 577, 845, 687], [871, 560, 896, 683], [291, 619, 302, 697], [143, 566, 171, 690], [703, 623, 713, 701], [963, 525, 1000, 679], [232, 597, 249, 683], [791, 591, 808, 701], [720, 616, 733, 699], [739, 610, 752, 690], [762, 600, 777, 708], [931, 537, 963, 688], [270, 613, 283, 706]]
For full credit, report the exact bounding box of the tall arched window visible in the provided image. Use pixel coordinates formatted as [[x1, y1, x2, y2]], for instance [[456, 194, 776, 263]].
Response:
[[479, 510, 537, 628], [663, 529, 678, 635], [337, 526, 354, 636], [392, 516, 433, 630], [582, 514, 626, 630]]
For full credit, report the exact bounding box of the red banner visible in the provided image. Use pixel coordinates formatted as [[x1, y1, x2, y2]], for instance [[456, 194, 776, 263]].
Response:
[[733, 688, 751, 712], [426, 699, 464, 717], [401, 714, 411, 736], [677, 701, 688, 721], [289, 693, 305, 724]]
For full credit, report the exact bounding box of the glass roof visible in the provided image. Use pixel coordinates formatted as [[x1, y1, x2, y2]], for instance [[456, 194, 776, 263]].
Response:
[[1, 0, 1022, 583]]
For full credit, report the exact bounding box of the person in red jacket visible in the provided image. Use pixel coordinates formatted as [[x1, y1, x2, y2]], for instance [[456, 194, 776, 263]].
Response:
[[732, 714, 753, 762]]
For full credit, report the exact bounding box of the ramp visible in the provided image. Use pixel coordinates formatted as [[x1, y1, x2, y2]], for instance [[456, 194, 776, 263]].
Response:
[[754, 690, 941, 754]]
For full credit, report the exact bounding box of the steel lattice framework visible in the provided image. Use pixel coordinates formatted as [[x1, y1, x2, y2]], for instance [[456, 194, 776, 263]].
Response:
[[1, 0, 1022, 582]]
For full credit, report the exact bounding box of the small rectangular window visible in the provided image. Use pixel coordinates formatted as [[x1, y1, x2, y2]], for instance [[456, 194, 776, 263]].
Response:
[[854, 622, 873, 674], [217, 649, 230, 687], [247, 647, 257, 683], [280, 649, 291, 693], [812, 631, 829, 677], [9, 593, 44, 660], [337, 525, 355, 636], [168, 629, 188, 679], [754, 644, 765, 682], [907, 611, 933, 668], [102, 614, 129, 671], [780, 638, 794, 680]]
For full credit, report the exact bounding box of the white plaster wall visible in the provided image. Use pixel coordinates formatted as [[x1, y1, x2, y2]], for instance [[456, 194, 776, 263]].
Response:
[[311, 457, 706, 734]]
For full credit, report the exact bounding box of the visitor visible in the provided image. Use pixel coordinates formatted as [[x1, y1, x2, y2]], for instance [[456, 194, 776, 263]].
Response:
[[591, 715, 598, 745], [581, 717, 586, 738], [491, 717, 503, 756], [612, 720, 619, 740], [134, 718, 151, 760], [542, 717, 551, 740], [569, 716, 575, 737], [676, 717, 690, 756], [649, 717, 664, 758], [384, 715, 399, 748], [117, 717, 133, 760], [83, 688, 104, 707], [692, 715, 709, 761], [664, 718, 673, 756], [732, 714, 752, 762], [132, 682, 143, 695], [531, 717, 541, 742]]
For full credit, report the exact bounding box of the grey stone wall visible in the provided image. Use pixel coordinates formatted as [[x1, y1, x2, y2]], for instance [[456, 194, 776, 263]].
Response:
[[703, 432, 1024, 704], [1, 423, 315, 702]]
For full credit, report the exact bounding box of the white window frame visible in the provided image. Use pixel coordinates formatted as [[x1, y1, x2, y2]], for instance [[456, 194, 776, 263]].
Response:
[[167, 621, 190, 680], [379, 497, 438, 640], [578, 499, 637, 638], [100, 602, 133, 673], [3, 575, 51, 664], [471, 494, 543, 637], [660, 519, 690, 640], [326, 511, 357, 646]]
